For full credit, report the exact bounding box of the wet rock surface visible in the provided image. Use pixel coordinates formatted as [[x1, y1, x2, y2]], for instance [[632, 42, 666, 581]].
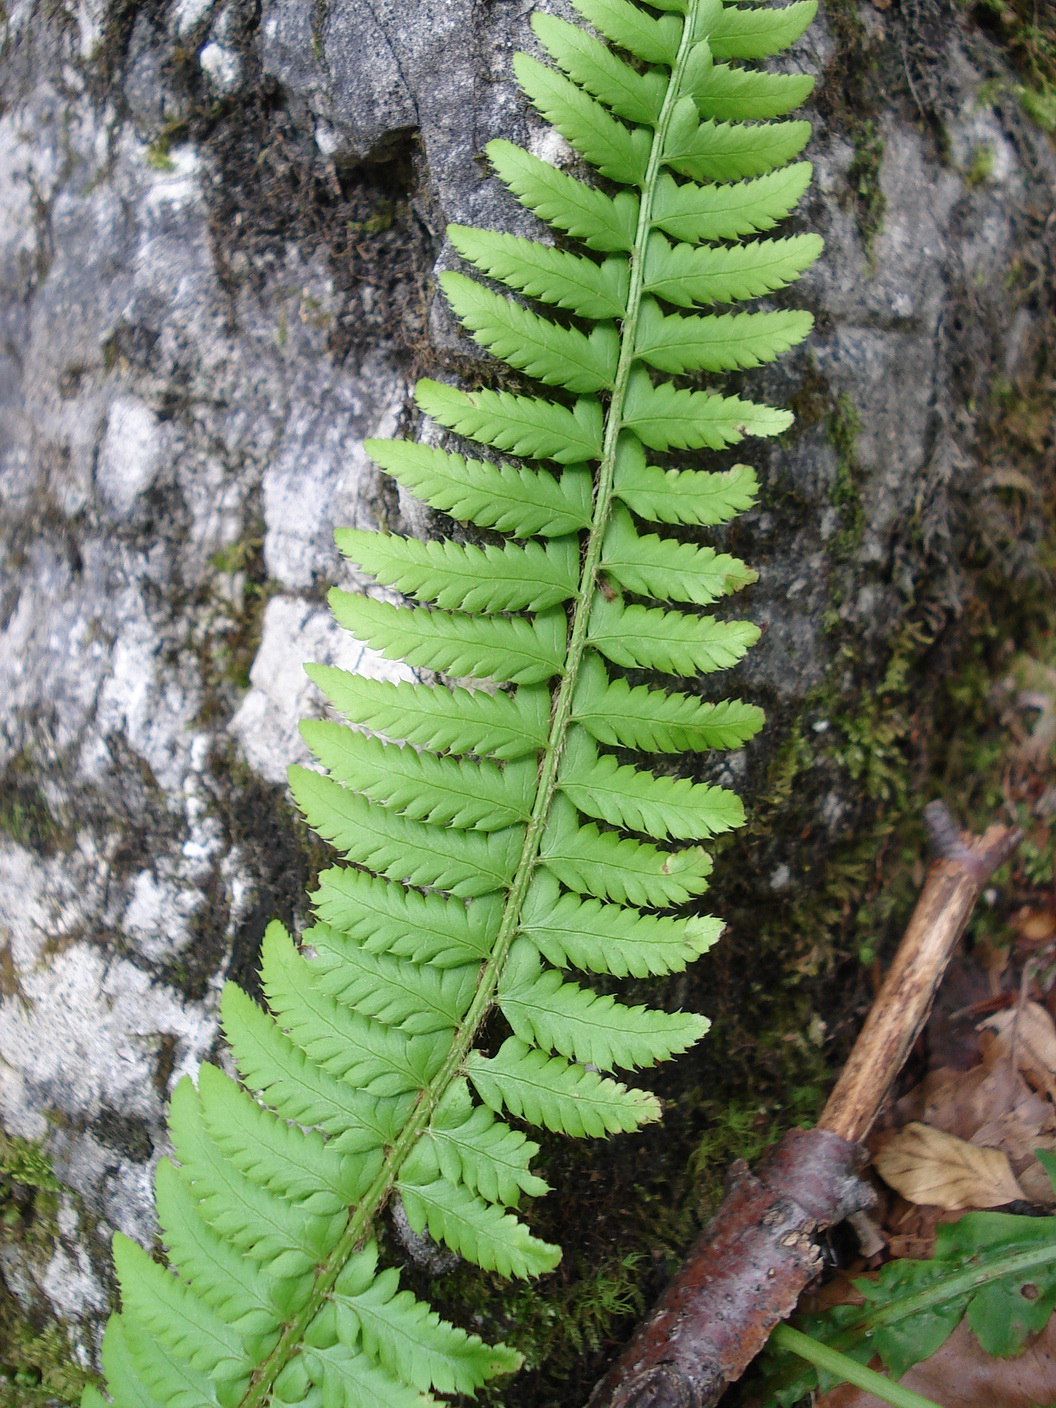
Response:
[[0, 0, 1052, 1380]]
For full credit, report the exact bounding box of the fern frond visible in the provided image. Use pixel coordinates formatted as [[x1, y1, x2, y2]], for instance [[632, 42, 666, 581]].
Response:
[[333, 1244, 521, 1393], [304, 666, 551, 760], [558, 728, 745, 839], [310, 868, 502, 967], [572, 657, 765, 751], [327, 590, 566, 684], [448, 225, 629, 319], [396, 1176, 561, 1278], [499, 940, 710, 1070], [623, 368, 793, 449], [588, 596, 760, 674], [334, 526, 579, 613], [305, 924, 476, 1032], [651, 164, 814, 241], [415, 378, 603, 463], [486, 139, 639, 251], [531, 12, 665, 125], [708, 0, 817, 58], [601, 504, 755, 603], [467, 1037, 662, 1137], [633, 298, 814, 374], [362, 439, 593, 538], [92, 0, 820, 1399], [520, 875, 723, 977], [299, 721, 535, 830], [439, 272, 619, 394], [541, 795, 714, 907], [644, 228, 823, 306]]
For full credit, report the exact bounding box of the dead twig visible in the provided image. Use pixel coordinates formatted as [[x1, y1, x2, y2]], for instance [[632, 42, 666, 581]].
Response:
[[586, 802, 1021, 1408]]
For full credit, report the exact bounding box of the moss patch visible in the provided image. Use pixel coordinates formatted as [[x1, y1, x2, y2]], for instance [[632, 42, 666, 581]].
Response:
[[819, 0, 887, 256], [0, 1133, 96, 1408]]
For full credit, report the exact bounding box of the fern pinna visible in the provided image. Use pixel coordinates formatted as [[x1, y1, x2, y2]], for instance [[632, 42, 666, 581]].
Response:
[[88, 1, 820, 1404]]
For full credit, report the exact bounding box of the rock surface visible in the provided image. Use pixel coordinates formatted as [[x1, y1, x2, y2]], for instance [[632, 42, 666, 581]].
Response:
[[0, 0, 1052, 1383]]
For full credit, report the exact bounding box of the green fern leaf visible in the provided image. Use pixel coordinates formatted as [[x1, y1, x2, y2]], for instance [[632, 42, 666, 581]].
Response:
[[690, 63, 814, 119], [167, 1078, 339, 1279], [299, 721, 535, 831], [499, 940, 709, 1070], [333, 1243, 521, 1393], [361, 438, 593, 538], [305, 924, 476, 1033], [447, 225, 628, 319], [304, 667, 551, 761], [439, 272, 619, 394], [396, 1176, 561, 1278], [664, 113, 812, 182], [645, 228, 823, 306], [531, 12, 666, 125], [571, 657, 764, 751], [153, 1160, 281, 1341], [91, 0, 821, 1398], [569, 0, 683, 64], [467, 1037, 662, 1137], [588, 596, 760, 675], [514, 54, 652, 184], [623, 367, 793, 449], [101, 1318, 171, 1408], [422, 1080, 550, 1204], [260, 921, 450, 1094], [651, 164, 813, 241], [289, 766, 522, 897], [118, 1313, 225, 1408], [613, 455, 759, 526], [558, 727, 745, 839], [197, 1064, 356, 1212], [112, 1234, 251, 1386], [601, 504, 755, 603], [708, 0, 817, 59], [333, 527, 579, 613], [541, 795, 713, 908], [310, 868, 502, 968], [327, 590, 567, 685], [486, 139, 639, 252], [634, 298, 814, 374], [415, 378, 604, 463], [520, 875, 723, 977], [301, 1340, 438, 1408]]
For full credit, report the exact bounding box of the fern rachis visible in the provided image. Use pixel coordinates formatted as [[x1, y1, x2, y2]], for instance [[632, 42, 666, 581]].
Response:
[[88, 2, 820, 1405]]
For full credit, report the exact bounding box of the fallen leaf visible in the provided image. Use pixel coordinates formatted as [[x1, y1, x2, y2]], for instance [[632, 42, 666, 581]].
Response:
[[893, 1058, 1024, 1145], [980, 1001, 1056, 1103], [873, 1122, 1026, 1210], [1012, 906, 1056, 944], [816, 1314, 1056, 1408]]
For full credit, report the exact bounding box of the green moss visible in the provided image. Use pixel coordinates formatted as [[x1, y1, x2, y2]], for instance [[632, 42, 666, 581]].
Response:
[[826, 393, 865, 558], [0, 1133, 95, 1408], [964, 141, 996, 184], [967, 0, 1056, 131], [0, 753, 69, 855], [820, 0, 886, 257]]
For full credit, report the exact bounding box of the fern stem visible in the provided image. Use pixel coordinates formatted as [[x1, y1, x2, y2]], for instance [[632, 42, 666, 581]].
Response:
[[237, 10, 704, 1402]]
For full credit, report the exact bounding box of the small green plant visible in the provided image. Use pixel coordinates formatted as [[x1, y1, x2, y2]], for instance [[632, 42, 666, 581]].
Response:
[[86, 0, 823, 1404]]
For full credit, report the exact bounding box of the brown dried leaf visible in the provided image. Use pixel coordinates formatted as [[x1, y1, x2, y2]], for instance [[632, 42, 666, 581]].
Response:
[[980, 1001, 1056, 1103], [816, 1314, 1056, 1408], [1012, 906, 1056, 944], [873, 1122, 1026, 1210]]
